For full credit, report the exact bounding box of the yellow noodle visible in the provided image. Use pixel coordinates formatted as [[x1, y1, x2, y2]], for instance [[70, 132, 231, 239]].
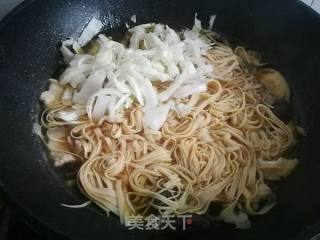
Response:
[[41, 39, 298, 228]]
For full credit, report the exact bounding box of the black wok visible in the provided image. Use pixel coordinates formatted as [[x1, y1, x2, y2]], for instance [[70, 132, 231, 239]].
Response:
[[1, 0, 320, 239]]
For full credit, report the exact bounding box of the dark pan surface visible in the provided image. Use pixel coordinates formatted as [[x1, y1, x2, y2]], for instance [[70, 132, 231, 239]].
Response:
[[1, 0, 320, 239]]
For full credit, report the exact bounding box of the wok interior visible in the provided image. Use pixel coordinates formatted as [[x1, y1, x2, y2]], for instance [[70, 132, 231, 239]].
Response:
[[52, 1, 320, 237], [1, 0, 320, 239]]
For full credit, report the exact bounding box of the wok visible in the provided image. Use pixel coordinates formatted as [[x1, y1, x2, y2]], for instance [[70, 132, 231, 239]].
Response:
[[1, 0, 320, 239]]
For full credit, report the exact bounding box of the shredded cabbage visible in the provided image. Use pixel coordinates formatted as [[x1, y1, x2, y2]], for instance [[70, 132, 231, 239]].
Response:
[[43, 16, 215, 130], [40, 79, 64, 105], [209, 15, 216, 30], [130, 15, 137, 23], [78, 17, 103, 46], [143, 103, 171, 131]]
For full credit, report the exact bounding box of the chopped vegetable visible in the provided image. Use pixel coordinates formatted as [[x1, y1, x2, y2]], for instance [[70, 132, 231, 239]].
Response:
[[78, 17, 103, 46], [55, 108, 86, 122], [40, 79, 64, 105], [173, 83, 207, 99], [143, 103, 171, 130], [175, 103, 191, 117], [73, 69, 107, 104], [219, 204, 251, 229], [256, 68, 290, 101], [61, 86, 74, 106], [209, 15, 216, 30], [42, 16, 215, 130], [61, 201, 91, 208], [130, 15, 137, 23]]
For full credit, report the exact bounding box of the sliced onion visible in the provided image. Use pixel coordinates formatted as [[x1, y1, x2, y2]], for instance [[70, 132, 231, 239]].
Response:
[[78, 17, 103, 47], [73, 68, 107, 105], [173, 83, 207, 99], [40, 80, 64, 106], [130, 15, 137, 23], [54, 19, 215, 130], [209, 15, 216, 30], [143, 104, 171, 130]]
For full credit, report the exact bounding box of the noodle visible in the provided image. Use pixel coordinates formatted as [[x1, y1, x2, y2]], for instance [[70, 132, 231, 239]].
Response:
[[40, 31, 298, 229]]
